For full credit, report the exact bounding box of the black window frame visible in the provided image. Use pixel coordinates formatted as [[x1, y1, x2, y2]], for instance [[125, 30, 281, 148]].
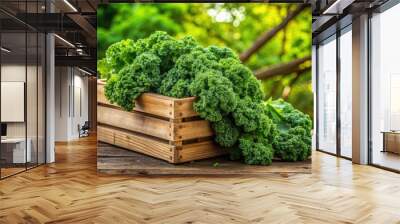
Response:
[[314, 15, 353, 160]]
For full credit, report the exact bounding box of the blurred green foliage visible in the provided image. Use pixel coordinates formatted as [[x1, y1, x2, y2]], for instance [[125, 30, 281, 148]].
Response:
[[97, 3, 312, 117]]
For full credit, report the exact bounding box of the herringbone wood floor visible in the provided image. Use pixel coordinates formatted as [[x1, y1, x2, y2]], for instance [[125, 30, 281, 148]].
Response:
[[1, 135, 400, 224]]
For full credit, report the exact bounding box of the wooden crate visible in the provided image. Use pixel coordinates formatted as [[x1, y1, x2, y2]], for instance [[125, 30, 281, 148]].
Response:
[[97, 80, 226, 164]]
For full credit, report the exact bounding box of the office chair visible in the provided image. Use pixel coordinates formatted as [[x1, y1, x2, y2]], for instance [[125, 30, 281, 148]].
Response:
[[79, 121, 90, 138]]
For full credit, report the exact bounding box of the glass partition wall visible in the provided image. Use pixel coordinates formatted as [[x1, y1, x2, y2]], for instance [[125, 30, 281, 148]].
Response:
[[370, 3, 400, 171], [316, 24, 352, 159], [0, 2, 46, 179], [339, 26, 352, 159], [315, 1, 400, 171], [317, 35, 337, 155]]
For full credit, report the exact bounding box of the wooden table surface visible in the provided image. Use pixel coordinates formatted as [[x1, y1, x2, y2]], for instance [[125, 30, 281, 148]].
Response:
[[97, 142, 311, 175]]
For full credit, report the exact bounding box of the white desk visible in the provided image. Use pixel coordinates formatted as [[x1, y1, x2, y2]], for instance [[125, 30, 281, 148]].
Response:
[[1, 138, 31, 163]]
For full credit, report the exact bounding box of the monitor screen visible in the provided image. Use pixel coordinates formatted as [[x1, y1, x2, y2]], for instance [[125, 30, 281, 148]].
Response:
[[1, 123, 7, 137]]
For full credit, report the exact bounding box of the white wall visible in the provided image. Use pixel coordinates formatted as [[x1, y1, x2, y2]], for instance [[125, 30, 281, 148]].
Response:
[[1, 82, 25, 122], [1, 65, 32, 138], [55, 66, 69, 141], [1, 65, 26, 139], [1, 63, 46, 164], [1, 64, 25, 81], [71, 73, 89, 138], [54, 67, 89, 141]]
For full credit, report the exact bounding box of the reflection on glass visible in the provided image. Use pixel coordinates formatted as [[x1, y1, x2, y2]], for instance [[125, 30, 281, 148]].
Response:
[[1, 31, 27, 177], [371, 4, 400, 171], [390, 75, 400, 130], [0, 0, 47, 179], [38, 33, 46, 165], [340, 28, 352, 158], [27, 31, 38, 169], [318, 36, 337, 154]]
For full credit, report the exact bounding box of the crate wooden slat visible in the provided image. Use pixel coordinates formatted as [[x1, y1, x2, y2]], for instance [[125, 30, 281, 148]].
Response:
[[98, 80, 197, 119], [98, 126, 173, 162], [98, 105, 213, 141], [98, 105, 172, 140], [97, 80, 226, 164], [97, 126, 114, 145], [178, 141, 226, 163], [176, 120, 214, 141], [98, 125, 226, 163]]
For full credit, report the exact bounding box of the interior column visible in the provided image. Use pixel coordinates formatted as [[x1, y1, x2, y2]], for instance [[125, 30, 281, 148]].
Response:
[[352, 14, 369, 164]]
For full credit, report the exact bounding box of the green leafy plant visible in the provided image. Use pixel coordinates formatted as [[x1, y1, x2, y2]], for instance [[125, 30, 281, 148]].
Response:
[[100, 31, 311, 165], [212, 117, 240, 148], [264, 99, 312, 161], [239, 134, 274, 165]]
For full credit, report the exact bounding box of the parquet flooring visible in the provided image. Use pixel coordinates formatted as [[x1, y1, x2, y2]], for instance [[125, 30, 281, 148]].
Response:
[[0, 167, 26, 178], [1, 135, 400, 223]]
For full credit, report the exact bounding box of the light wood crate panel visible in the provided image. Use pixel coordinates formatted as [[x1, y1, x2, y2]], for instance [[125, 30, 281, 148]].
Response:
[[97, 80, 198, 119], [98, 125, 226, 164], [97, 105, 213, 141], [178, 141, 227, 163]]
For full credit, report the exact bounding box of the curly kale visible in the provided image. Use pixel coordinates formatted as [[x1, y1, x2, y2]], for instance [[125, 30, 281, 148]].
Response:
[[207, 45, 238, 61], [97, 58, 112, 80], [212, 117, 240, 147], [239, 134, 274, 165], [220, 58, 263, 102], [103, 32, 174, 111], [159, 48, 220, 98], [274, 126, 311, 161], [150, 33, 198, 73], [111, 66, 145, 111], [105, 39, 137, 74], [229, 146, 243, 161], [189, 71, 237, 122], [105, 52, 161, 111], [230, 98, 276, 165], [233, 98, 271, 134], [101, 32, 311, 166], [265, 99, 312, 161], [245, 77, 264, 102], [104, 74, 119, 104]]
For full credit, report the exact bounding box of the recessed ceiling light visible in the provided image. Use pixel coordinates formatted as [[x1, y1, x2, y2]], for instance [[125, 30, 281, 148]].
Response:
[[1, 47, 11, 53], [54, 34, 75, 48], [63, 0, 78, 12], [323, 0, 355, 15], [78, 67, 92, 76]]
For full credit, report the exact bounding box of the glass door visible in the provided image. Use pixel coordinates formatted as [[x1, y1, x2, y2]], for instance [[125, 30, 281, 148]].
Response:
[[339, 26, 352, 159], [317, 35, 337, 154], [27, 30, 38, 169]]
